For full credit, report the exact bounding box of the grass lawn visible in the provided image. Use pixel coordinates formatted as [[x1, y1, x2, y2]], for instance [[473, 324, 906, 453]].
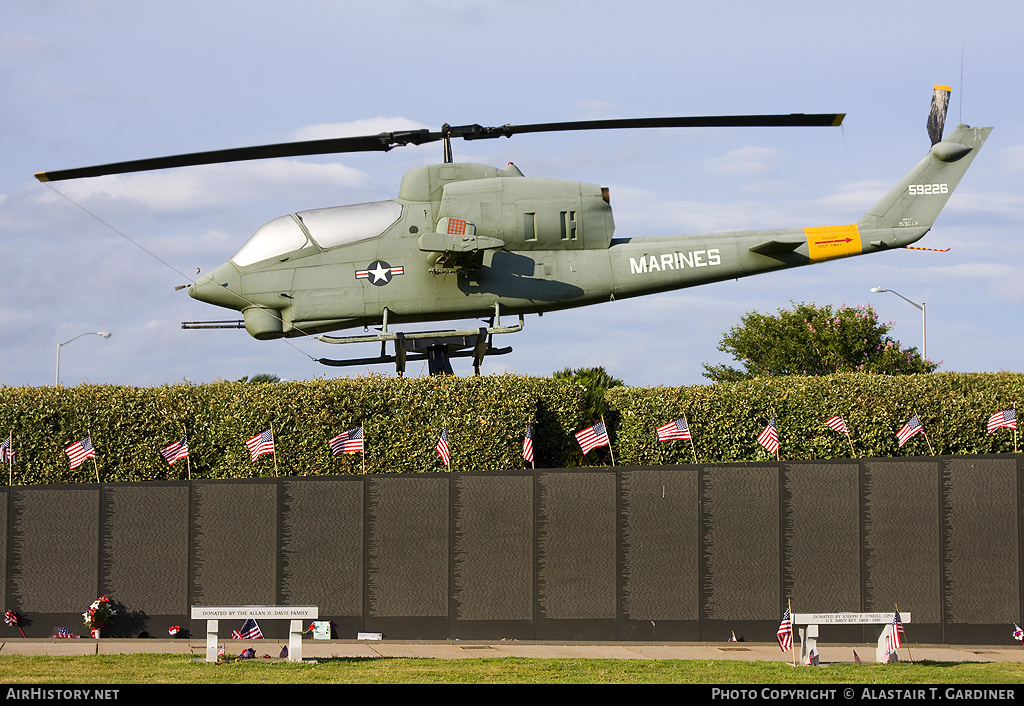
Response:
[[0, 654, 1021, 684]]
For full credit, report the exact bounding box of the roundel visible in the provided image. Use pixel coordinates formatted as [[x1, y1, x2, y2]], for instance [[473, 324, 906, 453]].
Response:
[[355, 260, 405, 287]]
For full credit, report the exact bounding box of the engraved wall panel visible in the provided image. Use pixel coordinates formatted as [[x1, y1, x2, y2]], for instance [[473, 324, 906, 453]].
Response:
[[702, 465, 778, 620], [620, 468, 699, 621], [366, 476, 448, 617], [537, 471, 616, 619], [453, 473, 533, 621], [101, 484, 189, 615]]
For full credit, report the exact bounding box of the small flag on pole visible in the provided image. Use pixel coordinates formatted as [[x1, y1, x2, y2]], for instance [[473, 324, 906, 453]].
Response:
[[0, 435, 14, 463], [65, 436, 95, 469], [575, 422, 610, 455], [776, 606, 792, 651], [825, 415, 850, 435], [522, 425, 534, 464], [988, 409, 1017, 433], [245, 429, 274, 462], [758, 419, 779, 455], [887, 609, 905, 654], [656, 417, 692, 442], [436, 427, 450, 466], [160, 436, 189, 465], [231, 618, 263, 640], [897, 415, 923, 447], [329, 427, 364, 455]]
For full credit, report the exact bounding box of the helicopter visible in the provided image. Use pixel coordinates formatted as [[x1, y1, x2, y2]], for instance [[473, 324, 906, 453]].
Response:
[[35, 86, 990, 375]]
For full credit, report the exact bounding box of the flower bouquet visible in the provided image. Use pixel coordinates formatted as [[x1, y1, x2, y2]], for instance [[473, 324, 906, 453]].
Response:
[[4, 610, 26, 637], [83, 596, 116, 638]]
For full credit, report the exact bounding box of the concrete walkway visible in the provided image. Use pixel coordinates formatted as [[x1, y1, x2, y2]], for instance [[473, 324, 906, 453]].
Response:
[[1, 639, 1021, 664]]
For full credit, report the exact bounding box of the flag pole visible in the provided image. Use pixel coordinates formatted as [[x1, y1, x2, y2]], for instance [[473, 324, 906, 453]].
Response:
[[361, 420, 366, 475], [686, 417, 697, 464], [90, 430, 99, 483], [917, 413, 934, 455], [184, 426, 191, 481], [896, 603, 913, 664], [601, 414, 616, 467], [790, 599, 797, 667], [7, 429, 12, 487], [271, 422, 279, 476]]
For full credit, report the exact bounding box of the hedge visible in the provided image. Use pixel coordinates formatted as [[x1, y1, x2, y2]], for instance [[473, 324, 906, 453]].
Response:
[[0, 372, 1020, 484], [0, 375, 587, 483], [605, 371, 1023, 465]]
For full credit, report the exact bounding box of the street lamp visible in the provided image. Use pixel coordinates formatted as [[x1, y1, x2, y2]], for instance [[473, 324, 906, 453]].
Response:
[[55, 332, 111, 386], [870, 287, 926, 361]]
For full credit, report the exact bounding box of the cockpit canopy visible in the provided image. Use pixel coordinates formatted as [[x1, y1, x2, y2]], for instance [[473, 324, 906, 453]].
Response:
[[231, 200, 403, 267]]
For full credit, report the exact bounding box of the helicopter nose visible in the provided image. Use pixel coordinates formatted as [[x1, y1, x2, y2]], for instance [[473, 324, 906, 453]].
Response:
[[188, 262, 243, 310]]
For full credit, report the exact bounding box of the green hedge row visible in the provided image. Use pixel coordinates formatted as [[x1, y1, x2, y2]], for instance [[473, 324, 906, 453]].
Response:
[[0, 372, 1020, 484], [605, 371, 1023, 465], [0, 376, 587, 484]]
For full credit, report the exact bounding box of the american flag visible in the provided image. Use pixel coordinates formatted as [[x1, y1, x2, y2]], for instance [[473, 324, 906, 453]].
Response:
[[160, 436, 189, 465], [1013, 623, 1023, 644], [0, 435, 14, 463], [825, 415, 850, 435], [65, 436, 95, 469], [245, 429, 274, 461], [897, 415, 923, 447], [887, 610, 904, 654], [329, 426, 364, 455], [231, 618, 263, 640], [436, 427, 450, 466], [758, 419, 779, 455], [656, 417, 692, 442], [522, 425, 534, 464], [575, 421, 609, 455], [776, 606, 792, 651], [987, 409, 1017, 434]]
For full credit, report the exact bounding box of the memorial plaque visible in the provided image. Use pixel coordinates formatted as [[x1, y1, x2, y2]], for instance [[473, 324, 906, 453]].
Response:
[[942, 457, 1019, 624], [702, 465, 778, 620], [620, 467, 699, 621], [453, 473, 533, 621], [280, 477, 364, 616], [101, 484, 189, 615], [783, 462, 860, 611], [366, 475, 448, 617], [862, 460, 939, 621], [537, 471, 616, 620], [9, 486, 98, 613], [191, 480, 277, 606]]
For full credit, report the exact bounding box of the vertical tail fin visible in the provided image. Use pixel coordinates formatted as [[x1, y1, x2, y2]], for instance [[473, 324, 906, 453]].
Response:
[[859, 86, 990, 237]]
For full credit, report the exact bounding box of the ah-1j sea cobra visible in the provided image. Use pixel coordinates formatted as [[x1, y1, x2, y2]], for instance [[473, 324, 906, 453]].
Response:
[[36, 86, 988, 375]]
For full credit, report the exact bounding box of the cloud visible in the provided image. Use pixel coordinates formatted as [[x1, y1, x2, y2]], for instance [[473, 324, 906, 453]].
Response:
[[702, 146, 787, 176], [287, 117, 432, 142]]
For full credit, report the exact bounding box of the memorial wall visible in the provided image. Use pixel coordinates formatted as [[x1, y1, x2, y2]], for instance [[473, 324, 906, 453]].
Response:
[[2, 455, 1019, 643]]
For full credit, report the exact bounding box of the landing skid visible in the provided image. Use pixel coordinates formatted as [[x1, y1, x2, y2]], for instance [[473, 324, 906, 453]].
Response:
[[316, 306, 524, 376]]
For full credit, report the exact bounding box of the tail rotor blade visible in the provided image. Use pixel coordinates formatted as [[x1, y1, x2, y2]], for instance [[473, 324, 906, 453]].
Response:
[[927, 84, 951, 146]]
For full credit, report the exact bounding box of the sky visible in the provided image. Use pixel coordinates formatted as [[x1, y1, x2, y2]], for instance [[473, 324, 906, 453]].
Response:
[[2, 0, 1022, 388]]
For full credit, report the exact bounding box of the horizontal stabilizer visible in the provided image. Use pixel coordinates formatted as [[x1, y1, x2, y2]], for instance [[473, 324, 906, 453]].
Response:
[[749, 239, 803, 255]]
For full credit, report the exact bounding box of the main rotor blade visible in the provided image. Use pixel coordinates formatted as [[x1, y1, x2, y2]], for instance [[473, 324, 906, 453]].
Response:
[[451, 113, 846, 140], [35, 129, 440, 182], [35, 112, 845, 182]]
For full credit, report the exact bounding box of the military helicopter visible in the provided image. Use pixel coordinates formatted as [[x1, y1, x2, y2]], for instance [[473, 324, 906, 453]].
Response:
[[35, 86, 989, 375]]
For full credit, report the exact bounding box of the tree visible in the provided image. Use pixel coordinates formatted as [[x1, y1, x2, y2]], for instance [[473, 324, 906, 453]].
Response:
[[552, 366, 624, 421], [702, 302, 938, 382], [237, 373, 281, 384]]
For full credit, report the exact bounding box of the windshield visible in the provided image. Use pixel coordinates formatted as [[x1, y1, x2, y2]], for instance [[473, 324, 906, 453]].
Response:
[[231, 214, 310, 267], [296, 200, 403, 249]]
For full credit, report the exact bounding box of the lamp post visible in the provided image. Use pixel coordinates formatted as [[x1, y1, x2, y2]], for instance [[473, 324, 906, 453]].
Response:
[[55, 332, 111, 387], [870, 287, 926, 361]]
